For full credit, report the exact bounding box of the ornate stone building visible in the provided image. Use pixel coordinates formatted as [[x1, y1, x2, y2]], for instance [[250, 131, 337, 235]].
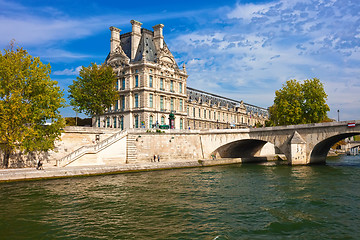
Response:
[[93, 20, 268, 130]]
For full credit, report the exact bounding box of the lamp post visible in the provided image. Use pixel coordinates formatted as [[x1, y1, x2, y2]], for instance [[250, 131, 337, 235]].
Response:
[[337, 109, 340, 122]]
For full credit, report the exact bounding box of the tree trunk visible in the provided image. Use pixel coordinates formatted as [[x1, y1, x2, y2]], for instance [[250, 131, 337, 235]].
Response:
[[3, 150, 10, 168]]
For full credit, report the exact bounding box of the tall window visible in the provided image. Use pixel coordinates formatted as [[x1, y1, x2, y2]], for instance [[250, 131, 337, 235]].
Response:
[[149, 115, 153, 128], [116, 79, 119, 90], [115, 100, 119, 110], [120, 116, 124, 130], [193, 107, 195, 117], [121, 78, 125, 90], [180, 118, 183, 129], [121, 96, 125, 110], [160, 96, 164, 110], [161, 116, 165, 125], [204, 109, 206, 119], [134, 94, 139, 108], [199, 108, 201, 118], [170, 81, 174, 92], [180, 99, 183, 111], [149, 94, 153, 108], [107, 117, 110, 127], [113, 117, 117, 128], [134, 115, 139, 128], [170, 98, 174, 111], [135, 75, 139, 87], [97, 117, 100, 127], [160, 78, 164, 90], [149, 75, 153, 87], [179, 82, 182, 93]]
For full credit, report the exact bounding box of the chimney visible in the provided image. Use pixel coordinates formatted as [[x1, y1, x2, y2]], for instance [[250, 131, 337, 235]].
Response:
[[152, 24, 164, 50], [130, 20, 142, 60], [109, 26, 121, 54]]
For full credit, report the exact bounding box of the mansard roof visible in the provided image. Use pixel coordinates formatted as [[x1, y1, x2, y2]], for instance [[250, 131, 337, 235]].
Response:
[[133, 29, 157, 62], [187, 87, 269, 117], [115, 28, 177, 68]]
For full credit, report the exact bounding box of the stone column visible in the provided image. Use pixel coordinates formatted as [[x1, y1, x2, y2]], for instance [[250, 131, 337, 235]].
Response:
[[130, 20, 142, 60], [109, 26, 121, 53], [152, 24, 164, 50]]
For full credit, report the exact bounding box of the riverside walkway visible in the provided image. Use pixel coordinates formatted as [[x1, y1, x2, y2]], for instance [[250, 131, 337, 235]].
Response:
[[0, 158, 243, 182]]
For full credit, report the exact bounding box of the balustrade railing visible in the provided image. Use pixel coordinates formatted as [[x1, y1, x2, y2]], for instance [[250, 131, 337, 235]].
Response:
[[57, 130, 128, 167]]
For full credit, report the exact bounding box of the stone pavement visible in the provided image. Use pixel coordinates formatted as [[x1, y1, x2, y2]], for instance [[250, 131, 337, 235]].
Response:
[[0, 158, 243, 182]]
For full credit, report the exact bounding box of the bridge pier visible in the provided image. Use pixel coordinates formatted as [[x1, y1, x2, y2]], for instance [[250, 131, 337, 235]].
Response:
[[289, 131, 308, 165]]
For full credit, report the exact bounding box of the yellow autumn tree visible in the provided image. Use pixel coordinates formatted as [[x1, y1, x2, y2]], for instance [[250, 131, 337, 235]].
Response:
[[0, 42, 65, 168]]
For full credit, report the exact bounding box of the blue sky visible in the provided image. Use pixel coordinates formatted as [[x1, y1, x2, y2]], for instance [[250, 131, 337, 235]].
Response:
[[1, 0, 360, 121]]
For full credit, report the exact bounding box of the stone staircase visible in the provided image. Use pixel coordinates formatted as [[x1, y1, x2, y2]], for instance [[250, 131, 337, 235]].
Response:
[[57, 130, 128, 167], [126, 135, 137, 163]]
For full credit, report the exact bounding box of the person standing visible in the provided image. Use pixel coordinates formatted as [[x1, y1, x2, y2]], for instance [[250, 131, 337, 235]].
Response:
[[157, 155, 160, 162], [153, 155, 156, 162]]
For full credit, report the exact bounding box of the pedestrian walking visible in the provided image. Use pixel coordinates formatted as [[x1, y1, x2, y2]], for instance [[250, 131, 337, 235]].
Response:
[[157, 155, 160, 162], [36, 160, 43, 170], [153, 155, 156, 162]]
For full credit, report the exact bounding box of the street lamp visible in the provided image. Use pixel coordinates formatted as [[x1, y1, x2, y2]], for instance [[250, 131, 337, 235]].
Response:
[[337, 109, 340, 122]]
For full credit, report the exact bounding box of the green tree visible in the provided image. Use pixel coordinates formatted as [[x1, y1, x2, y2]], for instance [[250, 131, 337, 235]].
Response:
[[0, 43, 65, 168], [68, 63, 117, 116], [269, 78, 329, 126], [302, 78, 330, 123]]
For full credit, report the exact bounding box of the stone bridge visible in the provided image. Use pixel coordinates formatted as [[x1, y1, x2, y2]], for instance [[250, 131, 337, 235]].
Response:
[[200, 120, 360, 165], [56, 121, 360, 167]]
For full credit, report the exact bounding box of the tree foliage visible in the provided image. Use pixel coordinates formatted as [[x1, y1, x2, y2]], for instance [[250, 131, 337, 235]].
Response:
[[0, 43, 65, 168], [68, 63, 117, 116], [269, 78, 330, 126]]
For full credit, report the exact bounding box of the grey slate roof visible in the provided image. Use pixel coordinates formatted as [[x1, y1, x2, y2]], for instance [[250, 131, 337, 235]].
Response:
[[187, 87, 269, 117], [117, 28, 163, 63]]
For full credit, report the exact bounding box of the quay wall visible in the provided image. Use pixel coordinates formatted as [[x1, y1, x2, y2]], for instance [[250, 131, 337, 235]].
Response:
[[3, 127, 276, 168]]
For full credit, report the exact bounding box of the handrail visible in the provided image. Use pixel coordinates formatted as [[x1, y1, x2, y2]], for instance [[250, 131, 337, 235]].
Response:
[[57, 130, 128, 167]]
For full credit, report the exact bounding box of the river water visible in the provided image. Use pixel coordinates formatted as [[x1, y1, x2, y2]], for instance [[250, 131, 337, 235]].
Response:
[[1, 155, 360, 239]]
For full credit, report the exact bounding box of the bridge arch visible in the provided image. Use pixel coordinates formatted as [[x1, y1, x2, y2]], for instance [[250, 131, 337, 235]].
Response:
[[310, 132, 360, 164], [211, 138, 284, 162], [213, 139, 267, 158]]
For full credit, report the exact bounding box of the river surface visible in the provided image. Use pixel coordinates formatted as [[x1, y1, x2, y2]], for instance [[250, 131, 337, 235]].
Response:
[[1, 155, 360, 239]]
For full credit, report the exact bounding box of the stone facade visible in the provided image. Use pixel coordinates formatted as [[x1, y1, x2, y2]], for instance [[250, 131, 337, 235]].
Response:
[[93, 20, 268, 130]]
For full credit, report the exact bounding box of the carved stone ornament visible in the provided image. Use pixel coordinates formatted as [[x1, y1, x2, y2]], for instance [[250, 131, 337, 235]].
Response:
[[157, 45, 178, 69], [107, 51, 130, 68]]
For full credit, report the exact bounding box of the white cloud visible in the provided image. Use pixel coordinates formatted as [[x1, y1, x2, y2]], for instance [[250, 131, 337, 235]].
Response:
[[169, 0, 360, 119], [52, 66, 82, 76], [227, 3, 273, 21], [0, 16, 103, 47]]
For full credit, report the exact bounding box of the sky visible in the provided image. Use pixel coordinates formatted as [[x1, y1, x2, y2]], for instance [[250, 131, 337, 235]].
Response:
[[1, 0, 359, 121]]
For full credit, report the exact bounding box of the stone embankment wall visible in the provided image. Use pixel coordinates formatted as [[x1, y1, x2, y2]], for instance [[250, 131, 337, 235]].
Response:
[[131, 132, 203, 162], [2, 127, 276, 168], [1, 127, 118, 168]]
